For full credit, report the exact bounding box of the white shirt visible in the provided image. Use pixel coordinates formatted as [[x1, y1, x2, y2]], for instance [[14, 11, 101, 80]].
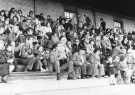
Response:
[[56, 44, 69, 60], [39, 26, 52, 36], [44, 26, 52, 33]]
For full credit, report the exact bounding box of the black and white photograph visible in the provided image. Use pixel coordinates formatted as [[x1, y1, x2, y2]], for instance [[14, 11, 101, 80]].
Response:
[[0, 0, 135, 95]]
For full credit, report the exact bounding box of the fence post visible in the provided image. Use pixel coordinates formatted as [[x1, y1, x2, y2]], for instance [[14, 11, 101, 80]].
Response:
[[91, 8, 96, 28], [33, 0, 36, 16]]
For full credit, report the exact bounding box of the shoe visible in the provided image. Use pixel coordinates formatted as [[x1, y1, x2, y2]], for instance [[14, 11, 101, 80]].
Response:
[[67, 72, 76, 80], [110, 83, 116, 85], [67, 76, 76, 80], [1, 77, 7, 83], [86, 75, 92, 78], [81, 75, 86, 79], [41, 68, 46, 72]]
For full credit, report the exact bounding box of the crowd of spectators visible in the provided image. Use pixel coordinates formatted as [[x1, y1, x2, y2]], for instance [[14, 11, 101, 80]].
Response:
[[0, 8, 135, 82]]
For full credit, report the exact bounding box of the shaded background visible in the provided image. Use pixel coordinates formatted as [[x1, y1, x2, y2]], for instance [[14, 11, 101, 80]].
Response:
[[55, 0, 134, 18]]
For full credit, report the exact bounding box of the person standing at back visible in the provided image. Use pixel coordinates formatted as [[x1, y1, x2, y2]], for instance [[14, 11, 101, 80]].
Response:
[[100, 18, 106, 31]]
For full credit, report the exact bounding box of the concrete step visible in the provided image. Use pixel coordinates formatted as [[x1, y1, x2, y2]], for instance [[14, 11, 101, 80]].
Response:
[[9, 72, 56, 76], [7, 72, 67, 81]]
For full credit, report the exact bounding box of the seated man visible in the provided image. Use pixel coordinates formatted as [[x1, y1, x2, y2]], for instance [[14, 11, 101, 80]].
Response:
[[50, 37, 70, 80], [14, 42, 42, 72], [71, 49, 87, 79]]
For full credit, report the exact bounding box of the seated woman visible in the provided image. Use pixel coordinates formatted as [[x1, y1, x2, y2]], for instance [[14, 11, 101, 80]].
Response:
[[87, 49, 105, 78]]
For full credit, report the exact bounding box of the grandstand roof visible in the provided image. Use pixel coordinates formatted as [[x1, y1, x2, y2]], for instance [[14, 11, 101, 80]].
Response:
[[55, 0, 135, 18]]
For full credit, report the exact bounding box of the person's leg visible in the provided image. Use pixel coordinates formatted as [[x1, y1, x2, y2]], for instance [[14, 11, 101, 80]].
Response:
[[74, 65, 81, 79], [34, 58, 43, 71], [1, 75, 7, 83], [81, 64, 87, 79], [67, 61, 76, 80], [86, 64, 92, 78], [15, 58, 28, 65], [93, 64, 99, 77], [90, 64, 95, 77], [99, 64, 105, 77], [26, 57, 36, 71], [0, 64, 9, 83], [54, 60, 61, 80], [14, 58, 28, 72], [41, 58, 48, 69], [103, 63, 109, 77], [120, 70, 125, 84], [47, 62, 54, 72]]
